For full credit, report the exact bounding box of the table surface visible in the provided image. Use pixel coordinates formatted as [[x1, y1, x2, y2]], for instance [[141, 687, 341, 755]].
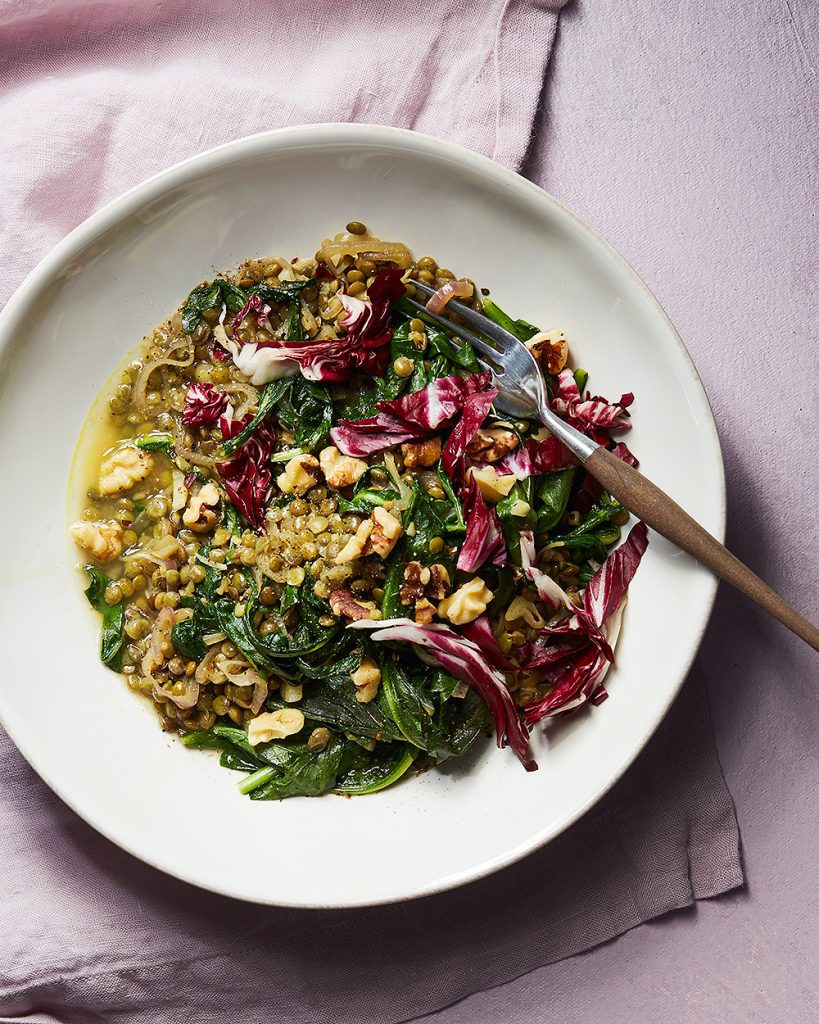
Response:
[[428, 1, 819, 1021]]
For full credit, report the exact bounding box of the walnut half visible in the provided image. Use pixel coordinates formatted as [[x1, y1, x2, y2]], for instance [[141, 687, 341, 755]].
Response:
[[329, 589, 382, 622], [466, 428, 519, 463], [400, 560, 451, 624]]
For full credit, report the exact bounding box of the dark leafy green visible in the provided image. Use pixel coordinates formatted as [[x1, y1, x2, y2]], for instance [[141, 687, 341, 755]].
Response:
[[335, 744, 418, 795], [337, 487, 400, 516], [221, 379, 290, 455], [249, 280, 314, 306], [182, 279, 248, 334], [534, 469, 577, 534], [405, 481, 450, 569], [378, 656, 435, 749], [496, 479, 536, 565], [171, 557, 220, 661], [550, 494, 625, 561], [83, 566, 125, 670], [214, 573, 340, 670], [134, 433, 174, 456], [276, 378, 333, 452], [249, 736, 345, 800], [481, 298, 539, 342]]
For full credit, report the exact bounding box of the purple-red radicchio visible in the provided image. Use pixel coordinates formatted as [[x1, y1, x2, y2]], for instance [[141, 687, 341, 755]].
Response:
[[456, 473, 507, 573], [551, 368, 633, 444], [330, 371, 492, 457], [521, 521, 649, 722], [182, 383, 230, 427], [229, 268, 406, 384], [215, 413, 276, 531], [351, 617, 536, 771]]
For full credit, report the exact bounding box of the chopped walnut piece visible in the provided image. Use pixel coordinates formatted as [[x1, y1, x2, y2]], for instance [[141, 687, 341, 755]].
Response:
[[334, 519, 374, 564], [70, 520, 123, 563], [99, 445, 153, 496], [401, 437, 442, 468], [351, 657, 381, 703], [526, 329, 569, 374], [182, 482, 220, 533], [277, 453, 320, 496], [329, 589, 382, 622], [248, 708, 304, 745], [319, 445, 368, 489], [466, 428, 519, 463], [400, 560, 451, 623], [365, 506, 403, 558]]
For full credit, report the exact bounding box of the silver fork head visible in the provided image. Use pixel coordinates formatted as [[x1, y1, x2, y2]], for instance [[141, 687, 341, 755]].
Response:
[[404, 289, 548, 419], [406, 281, 599, 463]]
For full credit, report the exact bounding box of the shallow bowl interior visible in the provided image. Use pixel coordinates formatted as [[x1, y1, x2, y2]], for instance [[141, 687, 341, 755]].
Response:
[[0, 125, 723, 907]]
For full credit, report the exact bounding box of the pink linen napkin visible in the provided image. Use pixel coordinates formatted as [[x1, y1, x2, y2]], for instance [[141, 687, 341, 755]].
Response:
[[0, 3, 743, 1022]]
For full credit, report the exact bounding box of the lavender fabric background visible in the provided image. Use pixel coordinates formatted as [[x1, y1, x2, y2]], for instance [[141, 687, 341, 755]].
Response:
[[0, 1, 815, 1022]]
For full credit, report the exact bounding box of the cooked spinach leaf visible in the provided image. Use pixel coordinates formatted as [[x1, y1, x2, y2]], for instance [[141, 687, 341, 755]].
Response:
[[534, 468, 576, 534], [425, 323, 479, 372], [405, 481, 450, 568], [83, 566, 125, 671], [335, 744, 418, 795], [171, 557, 220, 661], [249, 279, 314, 306], [182, 279, 248, 334], [134, 433, 174, 456], [550, 494, 625, 561], [481, 298, 539, 343], [221, 378, 290, 455], [337, 487, 399, 516], [378, 656, 435, 749], [496, 479, 536, 565], [276, 378, 333, 452], [249, 736, 345, 800], [214, 573, 340, 670]]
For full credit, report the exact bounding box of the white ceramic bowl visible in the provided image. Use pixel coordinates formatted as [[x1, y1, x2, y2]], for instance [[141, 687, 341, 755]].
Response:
[[0, 125, 724, 907]]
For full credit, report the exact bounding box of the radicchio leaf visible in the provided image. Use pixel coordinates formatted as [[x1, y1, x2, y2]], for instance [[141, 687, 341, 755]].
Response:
[[440, 388, 498, 482], [460, 613, 516, 671], [523, 599, 627, 722], [457, 473, 507, 572], [519, 530, 575, 613], [522, 521, 648, 721], [226, 268, 405, 385], [182, 383, 229, 427], [582, 519, 648, 629], [233, 294, 273, 334], [378, 370, 491, 429], [351, 618, 536, 771], [330, 371, 492, 457], [551, 368, 633, 443], [215, 413, 276, 531], [491, 434, 574, 479]]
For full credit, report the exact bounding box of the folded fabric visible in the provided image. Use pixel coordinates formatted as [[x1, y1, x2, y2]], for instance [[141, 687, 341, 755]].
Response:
[[0, 2, 743, 1021], [0, 0, 566, 307], [0, 669, 741, 1024]]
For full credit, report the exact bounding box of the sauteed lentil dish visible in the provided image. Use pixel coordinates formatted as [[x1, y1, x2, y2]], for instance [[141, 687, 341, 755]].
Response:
[[70, 225, 647, 799]]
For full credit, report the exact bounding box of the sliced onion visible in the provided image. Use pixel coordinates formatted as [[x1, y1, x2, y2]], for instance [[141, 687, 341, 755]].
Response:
[[426, 279, 473, 315], [319, 232, 412, 273], [153, 676, 199, 710], [133, 337, 193, 412]]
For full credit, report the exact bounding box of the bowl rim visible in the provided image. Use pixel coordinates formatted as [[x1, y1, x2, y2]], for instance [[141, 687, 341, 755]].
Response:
[[0, 123, 726, 907]]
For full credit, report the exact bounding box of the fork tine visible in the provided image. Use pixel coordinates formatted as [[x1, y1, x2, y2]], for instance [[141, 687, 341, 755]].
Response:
[[402, 296, 505, 364], [409, 279, 522, 349]]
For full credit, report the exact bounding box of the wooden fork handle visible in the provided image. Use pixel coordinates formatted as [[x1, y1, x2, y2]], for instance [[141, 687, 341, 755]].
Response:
[[585, 447, 819, 652]]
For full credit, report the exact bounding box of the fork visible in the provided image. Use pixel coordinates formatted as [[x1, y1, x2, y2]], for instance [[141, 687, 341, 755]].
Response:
[[406, 280, 819, 652]]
